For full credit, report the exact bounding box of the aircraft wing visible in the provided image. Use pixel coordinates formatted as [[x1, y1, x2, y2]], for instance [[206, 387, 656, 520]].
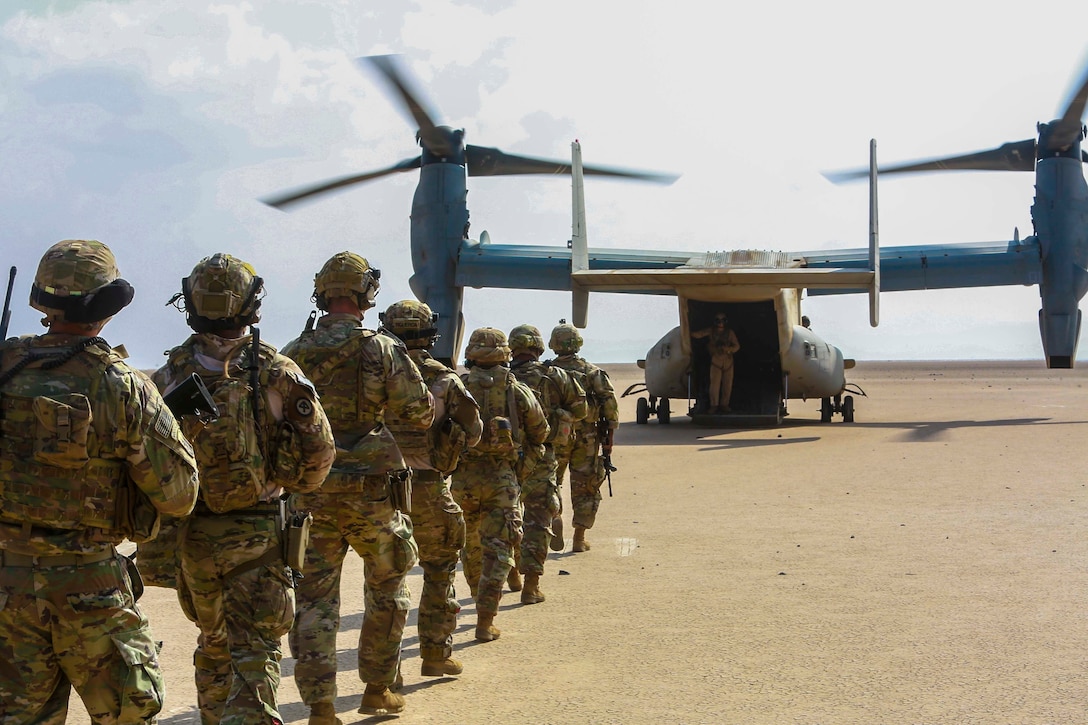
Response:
[[457, 237, 1042, 295]]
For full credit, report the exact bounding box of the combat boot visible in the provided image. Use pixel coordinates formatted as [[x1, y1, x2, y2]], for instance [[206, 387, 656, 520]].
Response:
[[507, 568, 523, 592], [521, 573, 545, 604], [421, 657, 464, 677], [358, 684, 405, 715], [307, 702, 342, 725], [475, 612, 501, 642], [549, 516, 565, 551], [572, 526, 591, 552]]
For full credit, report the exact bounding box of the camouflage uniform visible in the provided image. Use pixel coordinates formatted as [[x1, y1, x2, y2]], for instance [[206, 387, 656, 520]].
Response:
[[383, 300, 483, 675], [283, 257, 433, 718], [155, 253, 336, 725], [455, 328, 548, 640], [548, 324, 619, 548], [508, 325, 587, 602], [0, 239, 199, 724]]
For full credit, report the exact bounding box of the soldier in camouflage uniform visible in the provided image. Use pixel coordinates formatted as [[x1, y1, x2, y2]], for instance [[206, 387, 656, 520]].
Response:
[[547, 322, 619, 553], [455, 328, 548, 640], [282, 253, 433, 721], [155, 253, 336, 725], [507, 324, 587, 604], [0, 240, 199, 724], [382, 300, 483, 677]]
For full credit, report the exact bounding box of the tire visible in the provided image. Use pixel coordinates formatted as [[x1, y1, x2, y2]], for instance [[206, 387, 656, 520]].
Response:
[[658, 397, 671, 424], [820, 398, 833, 423], [842, 395, 855, 423], [636, 397, 649, 425]]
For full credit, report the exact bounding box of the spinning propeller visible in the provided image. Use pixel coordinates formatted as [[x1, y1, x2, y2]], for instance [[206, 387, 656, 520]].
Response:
[[263, 55, 677, 363], [825, 55, 1088, 368], [263, 55, 676, 209]]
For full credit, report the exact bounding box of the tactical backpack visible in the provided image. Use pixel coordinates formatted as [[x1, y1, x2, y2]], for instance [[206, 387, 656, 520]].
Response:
[[0, 336, 161, 543], [462, 368, 520, 461], [165, 336, 277, 513], [512, 361, 577, 449]]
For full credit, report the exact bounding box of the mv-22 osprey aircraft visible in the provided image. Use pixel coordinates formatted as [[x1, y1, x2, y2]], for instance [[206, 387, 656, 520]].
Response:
[[264, 54, 1088, 426]]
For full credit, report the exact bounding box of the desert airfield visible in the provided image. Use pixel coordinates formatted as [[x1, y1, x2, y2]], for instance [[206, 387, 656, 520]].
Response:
[[68, 361, 1088, 724]]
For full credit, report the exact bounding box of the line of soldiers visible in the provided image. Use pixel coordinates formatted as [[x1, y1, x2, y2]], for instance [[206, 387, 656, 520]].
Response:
[[0, 241, 618, 724]]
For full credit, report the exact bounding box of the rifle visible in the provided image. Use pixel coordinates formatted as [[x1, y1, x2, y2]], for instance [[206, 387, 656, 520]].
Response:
[[596, 408, 616, 497], [162, 372, 219, 422], [1, 266, 15, 340]]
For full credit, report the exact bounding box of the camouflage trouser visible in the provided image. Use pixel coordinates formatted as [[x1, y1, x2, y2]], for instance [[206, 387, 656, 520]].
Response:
[[0, 549, 164, 724], [289, 476, 418, 706], [409, 468, 466, 661], [554, 428, 605, 529], [518, 446, 560, 576], [451, 457, 522, 617], [179, 513, 294, 725]]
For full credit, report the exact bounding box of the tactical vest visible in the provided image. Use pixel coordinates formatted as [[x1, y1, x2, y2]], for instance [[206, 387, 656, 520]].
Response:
[[461, 367, 520, 461], [288, 328, 384, 432], [286, 327, 409, 481], [553, 356, 601, 423], [511, 360, 574, 446], [387, 354, 446, 468], [0, 337, 126, 535], [164, 337, 278, 513]]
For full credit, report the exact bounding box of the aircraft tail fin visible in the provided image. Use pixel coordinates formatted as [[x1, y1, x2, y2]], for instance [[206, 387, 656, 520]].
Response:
[[571, 140, 590, 327], [869, 138, 881, 327]]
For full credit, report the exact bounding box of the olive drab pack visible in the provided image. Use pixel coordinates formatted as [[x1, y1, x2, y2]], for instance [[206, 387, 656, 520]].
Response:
[[462, 368, 520, 461], [0, 337, 136, 539], [165, 336, 278, 513], [512, 361, 575, 448]]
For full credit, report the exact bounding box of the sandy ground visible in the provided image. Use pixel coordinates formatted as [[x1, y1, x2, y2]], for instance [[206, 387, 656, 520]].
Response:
[[67, 361, 1088, 724]]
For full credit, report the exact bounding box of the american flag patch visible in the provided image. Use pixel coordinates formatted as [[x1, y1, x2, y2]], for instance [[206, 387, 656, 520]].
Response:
[[154, 409, 173, 439]]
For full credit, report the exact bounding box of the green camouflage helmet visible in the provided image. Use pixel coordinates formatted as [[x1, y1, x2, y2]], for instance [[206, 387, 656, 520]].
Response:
[[508, 323, 545, 355], [313, 251, 380, 311], [381, 299, 438, 348], [180, 253, 263, 332], [549, 321, 583, 354], [30, 239, 134, 325], [465, 327, 511, 365]]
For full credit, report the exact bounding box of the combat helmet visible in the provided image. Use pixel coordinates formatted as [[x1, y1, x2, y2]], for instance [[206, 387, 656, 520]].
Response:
[[313, 252, 380, 311], [173, 253, 263, 333], [30, 239, 134, 326], [508, 324, 546, 356], [548, 321, 583, 355], [464, 327, 511, 366], [381, 299, 439, 349]]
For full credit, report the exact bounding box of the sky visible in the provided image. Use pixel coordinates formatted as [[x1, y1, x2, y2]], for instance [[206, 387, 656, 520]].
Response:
[[2, 0, 1088, 369]]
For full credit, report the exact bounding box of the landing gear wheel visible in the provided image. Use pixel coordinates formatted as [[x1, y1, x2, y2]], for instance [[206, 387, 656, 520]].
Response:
[[636, 397, 649, 425], [842, 395, 855, 423], [658, 397, 671, 424], [820, 397, 833, 423]]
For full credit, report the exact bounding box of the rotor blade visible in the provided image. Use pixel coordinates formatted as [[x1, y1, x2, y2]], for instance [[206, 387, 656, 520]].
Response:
[[261, 157, 422, 209], [465, 145, 679, 183], [1051, 59, 1088, 150], [363, 55, 452, 157], [823, 139, 1036, 183]]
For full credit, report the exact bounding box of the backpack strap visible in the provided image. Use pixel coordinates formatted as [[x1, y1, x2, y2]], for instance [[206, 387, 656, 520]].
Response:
[[506, 371, 521, 445]]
